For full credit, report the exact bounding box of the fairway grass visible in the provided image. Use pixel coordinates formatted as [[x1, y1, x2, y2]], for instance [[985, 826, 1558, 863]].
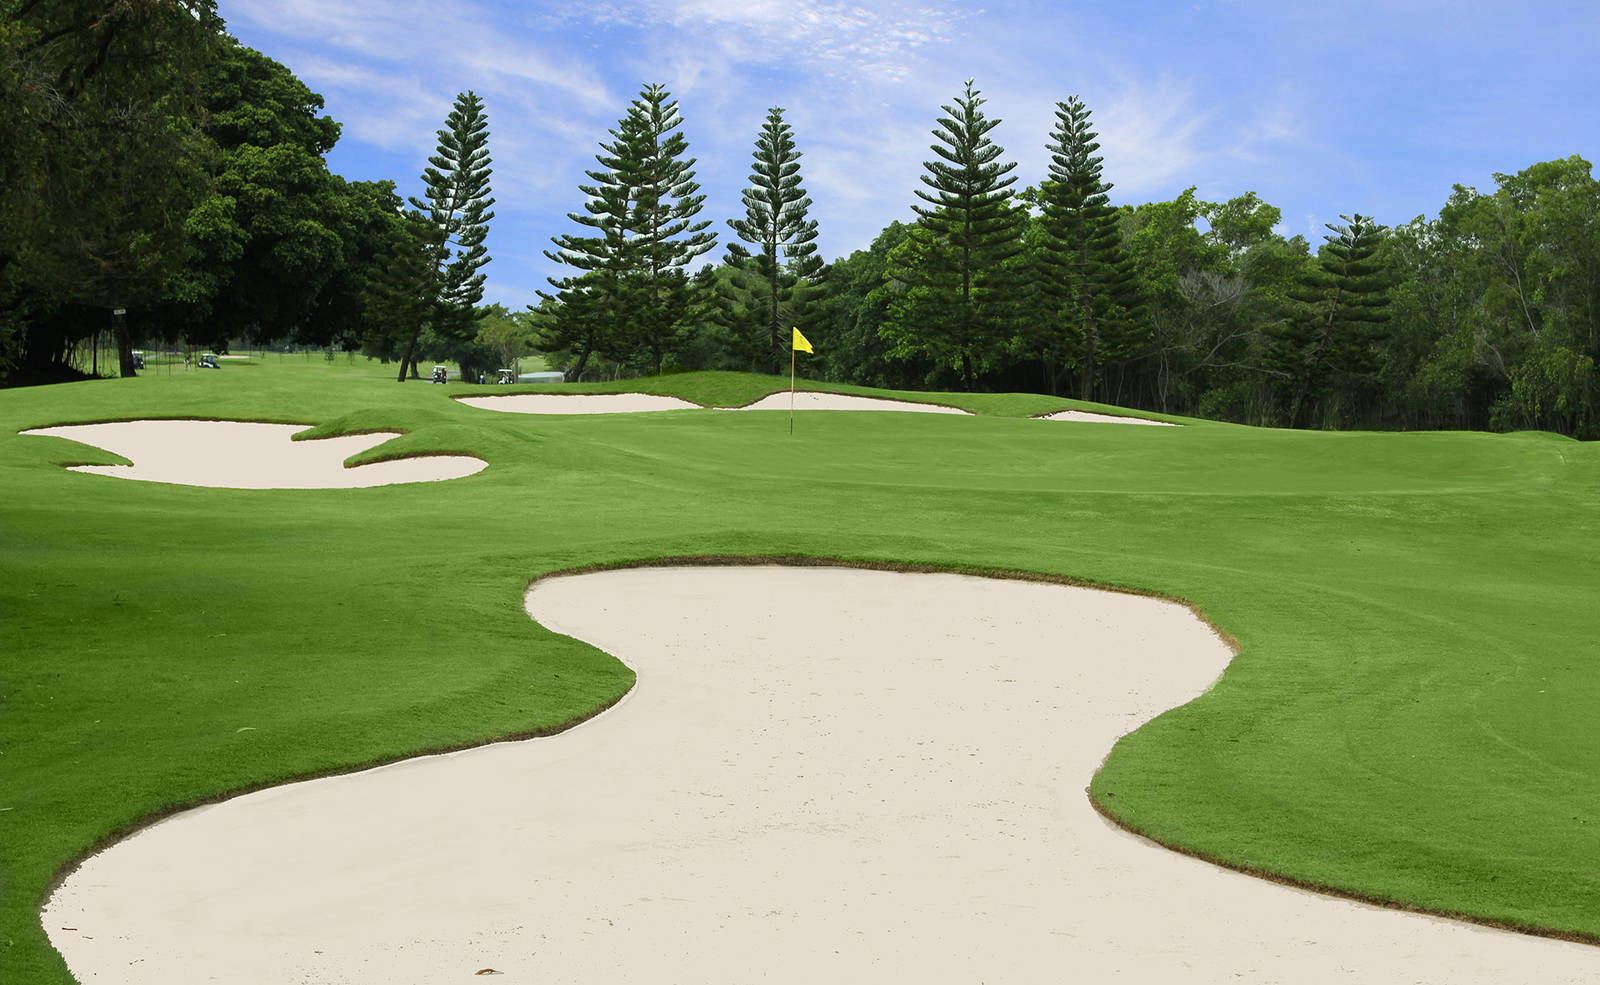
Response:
[[3, 358, 1599, 981]]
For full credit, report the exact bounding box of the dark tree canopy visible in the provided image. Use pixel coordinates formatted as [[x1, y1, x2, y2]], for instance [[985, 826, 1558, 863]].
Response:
[[1, 0, 224, 378], [1269, 214, 1392, 428]]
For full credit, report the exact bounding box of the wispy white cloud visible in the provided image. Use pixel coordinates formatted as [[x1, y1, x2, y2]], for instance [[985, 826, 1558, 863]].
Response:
[[218, 0, 1598, 309], [576, 0, 974, 82], [227, 0, 614, 110]]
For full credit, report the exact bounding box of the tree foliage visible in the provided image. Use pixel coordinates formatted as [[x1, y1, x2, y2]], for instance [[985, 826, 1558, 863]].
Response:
[[1268, 214, 1392, 428], [401, 90, 494, 383], [882, 80, 1024, 388], [1036, 96, 1144, 398], [1, 0, 223, 378], [726, 107, 823, 373], [542, 83, 714, 377]]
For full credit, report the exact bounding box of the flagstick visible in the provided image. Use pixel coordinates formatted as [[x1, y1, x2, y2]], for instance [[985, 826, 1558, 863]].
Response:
[[789, 347, 796, 436]]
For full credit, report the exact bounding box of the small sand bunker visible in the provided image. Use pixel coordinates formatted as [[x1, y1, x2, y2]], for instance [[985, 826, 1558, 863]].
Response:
[[1040, 409, 1178, 425], [458, 393, 700, 414], [734, 392, 969, 414], [21, 420, 485, 489], [43, 566, 1599, 983]]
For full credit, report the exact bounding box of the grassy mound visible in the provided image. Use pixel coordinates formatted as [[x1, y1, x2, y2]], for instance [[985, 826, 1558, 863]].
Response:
[[3, 358, 1597, 981]]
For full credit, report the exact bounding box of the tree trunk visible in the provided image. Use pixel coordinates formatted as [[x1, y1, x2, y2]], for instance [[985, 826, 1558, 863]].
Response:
[[397, 320, 427, 382], [114, 310, 136, 377], [566, 337, 594, 382], [769, 272, 782, 375]]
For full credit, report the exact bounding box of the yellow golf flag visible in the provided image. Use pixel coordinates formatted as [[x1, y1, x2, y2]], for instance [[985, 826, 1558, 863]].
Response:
[[791, 327, 813, 353]]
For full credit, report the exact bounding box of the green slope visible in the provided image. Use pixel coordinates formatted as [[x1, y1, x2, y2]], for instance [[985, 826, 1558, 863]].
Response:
[[2, 360, 1597, 980]]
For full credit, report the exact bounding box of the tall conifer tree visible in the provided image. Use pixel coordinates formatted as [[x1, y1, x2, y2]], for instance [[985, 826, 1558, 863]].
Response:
[[542, 95, 644, 380], [398, 90, 494, 383], [1039, 96, 1144, 399], [1270, 214, 1392, 428], [542, 84, 713, 375], [884, 80, 1024, 388], [727, 107, 823, 373], [628, 84, 716, 373]]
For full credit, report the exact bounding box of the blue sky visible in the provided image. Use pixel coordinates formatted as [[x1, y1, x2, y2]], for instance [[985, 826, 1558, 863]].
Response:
[[218, 0, 1598, 311]]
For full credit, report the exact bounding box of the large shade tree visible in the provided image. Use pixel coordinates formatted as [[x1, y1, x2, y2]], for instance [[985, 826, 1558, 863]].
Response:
[[1, 0, 223, 379]]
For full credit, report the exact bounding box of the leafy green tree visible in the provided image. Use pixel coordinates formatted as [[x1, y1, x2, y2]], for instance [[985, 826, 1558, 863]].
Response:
[[1269, 214, 1393, 428], [1, 0, 223, 379], [476, 303, 539, 374], [883, 80, 1025, 388], [401, 90, 494, 383], [726, 107, 823, 373], [1490, 343, 1596, 435], [151, 39, 352, 350], [1036, 96, 1145, 399]]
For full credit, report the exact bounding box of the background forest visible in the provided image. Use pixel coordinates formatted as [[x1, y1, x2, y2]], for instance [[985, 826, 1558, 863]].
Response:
[[3, 2, 1596, 436]]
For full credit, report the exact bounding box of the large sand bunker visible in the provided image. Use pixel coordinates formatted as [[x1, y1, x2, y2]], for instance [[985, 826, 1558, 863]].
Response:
[[43, 567, 1599, 983], [1040, 409, 1178, 425], [733, 392, 969, 414], [21, 420, 485, 488], [457, 393, 701, 414]]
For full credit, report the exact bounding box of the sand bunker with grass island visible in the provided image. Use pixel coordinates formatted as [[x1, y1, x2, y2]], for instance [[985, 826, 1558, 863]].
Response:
[[461, 391, 1179, 422], [43, 566, 1598, 983], [21, 420, 485, 488]]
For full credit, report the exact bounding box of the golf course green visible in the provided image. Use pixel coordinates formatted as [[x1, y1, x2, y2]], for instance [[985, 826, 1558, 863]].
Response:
[[3, 358, 1598, 981]]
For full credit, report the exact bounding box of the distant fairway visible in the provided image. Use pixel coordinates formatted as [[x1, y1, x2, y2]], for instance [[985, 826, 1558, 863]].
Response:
[[3, 358, 1598, 982]]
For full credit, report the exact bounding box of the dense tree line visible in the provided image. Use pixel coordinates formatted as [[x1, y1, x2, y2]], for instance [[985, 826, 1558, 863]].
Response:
[[1, 2, 476, 384], [3, 12, 1593, 437], [530, 78, 1595, 437]]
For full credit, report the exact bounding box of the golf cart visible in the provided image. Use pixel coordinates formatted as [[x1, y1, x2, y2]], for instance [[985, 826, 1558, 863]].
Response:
[[495, 368, 516, 385], [197, 352, 221, 369], [429, 365, 448, 384], [131, 350, 145, 369]]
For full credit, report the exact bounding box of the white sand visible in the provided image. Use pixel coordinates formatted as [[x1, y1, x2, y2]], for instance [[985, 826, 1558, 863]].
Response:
[[1040, 409, 1179, 425], [21, 420, 486, 488], [733, 392, 970, 414], [457, 393, 701, 414], [43, 567, 1599, 983]]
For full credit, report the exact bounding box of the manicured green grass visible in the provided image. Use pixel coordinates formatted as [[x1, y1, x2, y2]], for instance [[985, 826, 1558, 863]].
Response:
[[2, 359, 1598, 980]]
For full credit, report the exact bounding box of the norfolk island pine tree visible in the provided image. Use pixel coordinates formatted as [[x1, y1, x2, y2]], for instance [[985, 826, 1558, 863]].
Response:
[[398, 90, 494, 384], [883, 80, 1025, 389], [726, 107, 824, 375]]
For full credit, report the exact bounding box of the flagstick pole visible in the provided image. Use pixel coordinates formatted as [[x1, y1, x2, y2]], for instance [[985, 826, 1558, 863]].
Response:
[[789, 347, 796, 436]]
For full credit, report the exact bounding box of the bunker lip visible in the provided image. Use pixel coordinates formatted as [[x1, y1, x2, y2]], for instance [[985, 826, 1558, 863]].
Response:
[[19, 419, 486, 488], [40, 557, 1600, 983]]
